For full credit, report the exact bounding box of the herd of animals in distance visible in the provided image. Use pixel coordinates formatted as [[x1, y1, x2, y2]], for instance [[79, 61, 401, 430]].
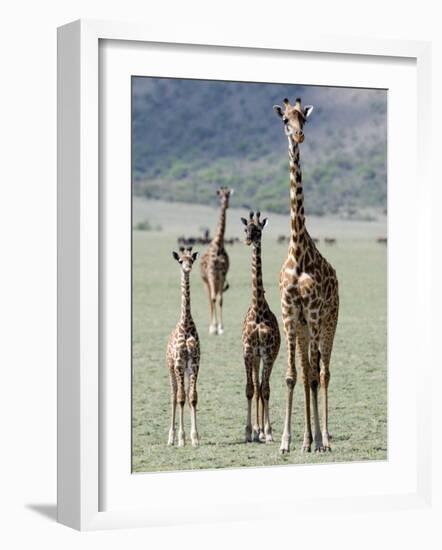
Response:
[[165, 97, 386, 455]]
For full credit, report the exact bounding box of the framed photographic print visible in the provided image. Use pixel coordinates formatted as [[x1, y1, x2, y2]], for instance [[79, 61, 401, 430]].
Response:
[[57, 19, 432, 530]]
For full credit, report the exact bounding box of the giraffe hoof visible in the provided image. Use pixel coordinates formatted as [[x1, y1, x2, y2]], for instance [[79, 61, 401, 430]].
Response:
[[191, 431, 199, 447], [323, 445, 332, 452], [302, 444, 311, 453], [280, 440, 291, 454], [167, 430, 176, 446], [217, 324, 224, 335], [245, 427, 253, 443], [265, 434, 274, 444], [209, 325, 218, 335], [253, 428, 261, 442], [314, 445, 324, 452]]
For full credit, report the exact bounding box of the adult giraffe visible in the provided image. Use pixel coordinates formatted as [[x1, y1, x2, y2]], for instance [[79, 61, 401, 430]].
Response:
[[273, 98, 339, 454]]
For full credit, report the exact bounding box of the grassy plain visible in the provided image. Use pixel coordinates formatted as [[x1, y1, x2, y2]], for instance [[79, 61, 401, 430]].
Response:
[[132, 199, 387, 473]]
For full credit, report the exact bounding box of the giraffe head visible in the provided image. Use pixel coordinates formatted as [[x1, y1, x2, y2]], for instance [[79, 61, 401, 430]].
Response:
[[273, 97, 314, 143], [216, 186, 234, 209], [172, 247, 199, 273], [241, 211, 268, 246]]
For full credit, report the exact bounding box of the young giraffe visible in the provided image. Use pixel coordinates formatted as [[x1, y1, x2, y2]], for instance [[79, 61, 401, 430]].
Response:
[[273, 98, 339, 454], [166, 247, 200, 447], [241, 211, 281, 443], [200, 187, 233, 335]]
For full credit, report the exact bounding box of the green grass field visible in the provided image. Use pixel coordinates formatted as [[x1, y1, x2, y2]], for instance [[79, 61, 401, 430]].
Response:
[[132, 199, 387, 473]]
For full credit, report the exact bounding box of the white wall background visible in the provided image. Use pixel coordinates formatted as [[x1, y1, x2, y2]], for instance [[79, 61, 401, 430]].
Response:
[[0, 1, 440, 547]]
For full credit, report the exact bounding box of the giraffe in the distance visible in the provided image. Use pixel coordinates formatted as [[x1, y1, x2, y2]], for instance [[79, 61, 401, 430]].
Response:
[[241, 211, 281, 443], [200, 187, 233, 335], [273, 98, 339, 454], [167, 247, 200, 447]]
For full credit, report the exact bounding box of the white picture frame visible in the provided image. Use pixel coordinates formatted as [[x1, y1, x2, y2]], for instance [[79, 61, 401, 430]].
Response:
[[57, 19, 432, 531]]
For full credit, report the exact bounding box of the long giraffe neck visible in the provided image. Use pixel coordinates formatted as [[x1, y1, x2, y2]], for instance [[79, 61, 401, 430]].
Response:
[[288, 137, 306, 253], [213, 204, 227, 246], [180, 271, 192, 323], [251, 242, 265, 308]]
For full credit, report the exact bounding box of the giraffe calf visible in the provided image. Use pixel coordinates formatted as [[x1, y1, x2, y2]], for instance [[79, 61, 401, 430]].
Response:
[[166, 247, 200, 447], [241, 212, 281, 443]]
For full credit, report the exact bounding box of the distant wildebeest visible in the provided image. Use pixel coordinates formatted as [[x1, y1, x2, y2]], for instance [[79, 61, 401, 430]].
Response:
[[277, 235, 289, 244], [177, 236, 196, 247], [324, 238, 336, 245], [198, 228, 211, 245], [224, 237, 239, 246], [312, 237, 320, 245], [376, 237, 387, 245]]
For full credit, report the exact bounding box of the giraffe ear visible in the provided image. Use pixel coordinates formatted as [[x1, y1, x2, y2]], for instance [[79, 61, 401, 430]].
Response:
[[261, 218, 268, 229], [191, 251, 199, 261], [172, 251, 180, 261], [229, 188, 234, 196], [240, 217, 248, 226], [273, 105, 284, 118], [303, 105, 314, 119]]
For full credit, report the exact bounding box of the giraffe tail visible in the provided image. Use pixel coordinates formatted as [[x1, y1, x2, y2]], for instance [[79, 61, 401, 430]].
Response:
[[223, 280, 230, 292]]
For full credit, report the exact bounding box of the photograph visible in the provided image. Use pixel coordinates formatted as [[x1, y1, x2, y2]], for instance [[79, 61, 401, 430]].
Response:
[[131, 77, 387, 473]]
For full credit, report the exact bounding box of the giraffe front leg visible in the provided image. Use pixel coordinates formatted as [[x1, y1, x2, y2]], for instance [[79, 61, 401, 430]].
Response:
[[319, 316, 337, 452], [301, 369, 313, 453], [209, 298, 218, 334], [297, 325, 312, 452], [244, 352, 254, 442], [252, 360, 261, 442], [209, 287, 218, 335], [167, 367, 177, 446], [280, 320, 297, 454], [188, 364, 199, 447], [320, 356, 332, 451], [261, 359, 274, 443], [203, 279, 217, 335], [216, 292, 224, 335], [175, 361, 186, 447], [308, 326, 323, 452]]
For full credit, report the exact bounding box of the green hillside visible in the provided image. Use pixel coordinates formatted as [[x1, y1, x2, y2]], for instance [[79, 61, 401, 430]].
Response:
[[132, 78, 387, 219]]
